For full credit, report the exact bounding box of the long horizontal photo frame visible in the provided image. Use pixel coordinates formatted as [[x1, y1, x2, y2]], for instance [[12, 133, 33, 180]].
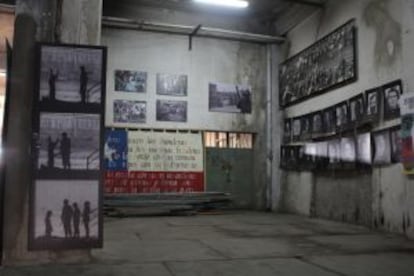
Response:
[[279, 19, 357, 108]]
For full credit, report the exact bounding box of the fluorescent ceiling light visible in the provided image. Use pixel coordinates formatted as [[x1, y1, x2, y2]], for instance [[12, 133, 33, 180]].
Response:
[[194, 0, 249, 8]]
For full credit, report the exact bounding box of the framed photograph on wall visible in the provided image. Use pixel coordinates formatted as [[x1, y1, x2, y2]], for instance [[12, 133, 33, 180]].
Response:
[[286, 146, 299, 170], [322, 107, 336, 135], [327, 139, 341, 169], [283, 118, 291, 143], [208, 82, 252, 114], [156, 100, 187, 122], [280, 146, 288, 169], [364, 87, 381, 122], [383, 79, 403, 120], [38, 44, 106, 112], [36, 113, 100, 179], [390, 126, 401, 163], [349, 93, 365, 125], [113, 100, 146, 124], [156, 73, 187, 96], [356, 132, 372, 167], [340, 137, 356, 168], [30, 180, 101, 250], [372, 129, 391, 165], [311, 111, 324, 137], [279, 19, 357, 107], [300, 115, 312, 141], [114, 70, 147, 93], [335, 101, 350, 131], [292, 117, 302, 142]]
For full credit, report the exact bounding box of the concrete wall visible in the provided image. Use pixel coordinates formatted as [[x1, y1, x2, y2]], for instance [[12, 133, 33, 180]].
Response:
[[280, 0, 414, 238], [101, 28, 270, 209]]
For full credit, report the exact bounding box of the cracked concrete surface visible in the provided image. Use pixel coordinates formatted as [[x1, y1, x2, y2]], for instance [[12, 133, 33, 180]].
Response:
[[2, 212, 414, 275]]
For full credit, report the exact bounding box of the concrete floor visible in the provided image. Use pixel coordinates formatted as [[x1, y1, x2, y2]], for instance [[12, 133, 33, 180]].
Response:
[[2, 211, 414, 275]]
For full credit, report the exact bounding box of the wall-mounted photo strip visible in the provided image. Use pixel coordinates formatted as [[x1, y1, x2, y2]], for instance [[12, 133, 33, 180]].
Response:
[[156, 73, 187, 96], [300, 115, 312, 140], [383, 79, 402, 120], [327, 139, 341, 169], [340, 137, 356, 168], [372, 129, 391, 165], [114, 70, 147, 93], [113, 100, 146, 124], [283, 119, 291, 143], [38, 45, 105, 110], [292, 118, 302, 142], [208, 82, 252, 114], [311, 111, 324, 137], [104, 129, 128, 171], [30, 180, 101, 250], [390, 126, 401, 163], [335, 101, 350, 131], [36, 113, 100, 179], [156, 100, 187, 122], [349, 93, 365, 125], [365, 87, 381, 122], [356, 132, 372, 167], [322, 107, 336, 135]]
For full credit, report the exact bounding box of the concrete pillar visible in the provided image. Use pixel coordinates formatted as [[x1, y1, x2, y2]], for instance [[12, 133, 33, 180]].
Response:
[[2, 0, 102, 265]]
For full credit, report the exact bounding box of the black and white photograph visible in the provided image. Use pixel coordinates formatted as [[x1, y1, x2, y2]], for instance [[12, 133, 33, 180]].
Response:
[[300, 115, 312, 140], [390, 126, 401, 163], [209, 82, 252, 113], [356, 132, 372, 165], [340, 137, 356, 163], [315, 142, 328, 169], [156, 100, 187, 122], [279, 19, 356, 107], [365, 87, 381, 121], [38, 45, 105, 107], [286, 146, 299, 169], [373, 130, 391, 165], [156, 73, 187, 96], [280, 146, 288, 169], [292, 118, 301, 142], [311, 111, 324, 137], [328, 139, 341, 166], [31, 180, 100, 250], [37, 113, 100, 178], [114, 70, 147, 93], [283, 119, 291, 143], [335, 101, 350, 131], [304, 143, 318, 170], [383, 79, 403, 120], [323, 107, 336, 134], [349, 93, 365, 124], [113, 100, 146, 124]]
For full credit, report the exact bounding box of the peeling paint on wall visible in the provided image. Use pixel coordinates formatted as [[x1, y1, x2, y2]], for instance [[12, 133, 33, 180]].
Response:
[[363, 0, 402, 69]]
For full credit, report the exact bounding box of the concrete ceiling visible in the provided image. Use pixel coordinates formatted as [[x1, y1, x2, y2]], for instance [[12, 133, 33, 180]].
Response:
[[103, 0, 326, 35]]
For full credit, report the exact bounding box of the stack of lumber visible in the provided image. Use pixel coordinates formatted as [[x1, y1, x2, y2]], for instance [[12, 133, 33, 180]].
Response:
[[104, 192, 232, 217]]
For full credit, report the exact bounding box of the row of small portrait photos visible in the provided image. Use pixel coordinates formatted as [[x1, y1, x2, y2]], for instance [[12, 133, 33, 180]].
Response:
[[280, 126, 400, 171], [283, 79, 402, 143]]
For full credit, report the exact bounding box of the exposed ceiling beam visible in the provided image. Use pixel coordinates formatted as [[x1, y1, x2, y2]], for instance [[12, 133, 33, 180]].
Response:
[[283, 0, 324, 8]]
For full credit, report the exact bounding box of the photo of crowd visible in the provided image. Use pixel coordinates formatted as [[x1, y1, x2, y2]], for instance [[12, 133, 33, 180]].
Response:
[[279, 20, 356, 107]]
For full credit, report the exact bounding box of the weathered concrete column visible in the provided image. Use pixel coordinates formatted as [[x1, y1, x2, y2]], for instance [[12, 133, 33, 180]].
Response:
[[2, 0, 102, 265]]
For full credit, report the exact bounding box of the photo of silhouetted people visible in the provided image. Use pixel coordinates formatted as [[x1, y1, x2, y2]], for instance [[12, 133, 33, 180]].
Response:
[[61, 199, 73, 238], [45, 210, 53, 238], [38, 113, 100, 175], [48, 68, 59, 101], [83, 201, 91, 238], [38, 45, 104, 105], [33, 180, 100, 250], [60, 132, 71, 170]]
